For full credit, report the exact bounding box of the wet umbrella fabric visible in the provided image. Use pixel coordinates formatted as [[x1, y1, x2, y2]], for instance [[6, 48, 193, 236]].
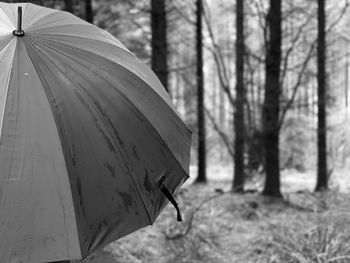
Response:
[[0, 3, 191, 263]]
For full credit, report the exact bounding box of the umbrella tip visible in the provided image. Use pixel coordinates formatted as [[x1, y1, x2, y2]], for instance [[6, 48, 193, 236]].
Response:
[[13, 6, 25, 37]]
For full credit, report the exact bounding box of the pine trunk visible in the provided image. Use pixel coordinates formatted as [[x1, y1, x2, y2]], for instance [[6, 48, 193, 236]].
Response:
[[151, 0, 168, 92], [85, 0, 93, 24], [262, 0, 282, 197], [315, 0, 328, 191], [233, 0, 245, 192], [195, 0, 207, 183], [64, 0, 73, 13]]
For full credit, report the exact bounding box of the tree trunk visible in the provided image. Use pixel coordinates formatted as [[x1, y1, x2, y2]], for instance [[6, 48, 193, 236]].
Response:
[[195, 0, 207, 183], [151, 0, 168, 92], [315, 0, 328, 191], [262, 0, 282, 197], [233, 0, 245, 192], [64, 0, 74, 13], [85, 0, 93, 24]]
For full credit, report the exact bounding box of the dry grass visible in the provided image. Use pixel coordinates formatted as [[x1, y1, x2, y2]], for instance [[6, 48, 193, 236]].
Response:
[[255, 191, 350, 263], [260, 217, 350, 263], [83, 177, 350, 263]]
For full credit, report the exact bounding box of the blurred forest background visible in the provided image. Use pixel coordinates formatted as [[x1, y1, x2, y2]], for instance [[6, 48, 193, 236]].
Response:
[[4, 0, 350, 262]]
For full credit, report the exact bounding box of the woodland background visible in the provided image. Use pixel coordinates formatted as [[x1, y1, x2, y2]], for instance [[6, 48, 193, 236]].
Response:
[[4, 0, 350, 262]]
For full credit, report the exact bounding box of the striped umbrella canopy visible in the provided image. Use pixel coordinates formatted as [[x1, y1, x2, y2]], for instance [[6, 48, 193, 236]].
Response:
[[0, 3, 191, 263]]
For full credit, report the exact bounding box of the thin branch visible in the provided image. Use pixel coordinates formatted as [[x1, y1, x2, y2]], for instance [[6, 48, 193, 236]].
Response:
[[245, 47, 265, 64], [280, 14, 314, 89], [208, 47, 235, 106], [253, 0, 268, 52], [202, 0, 235, 106], [126, 0, 150, 13], [167, 0, 195, 25], [205, 107, 235, 158], [279, 40, 316, 129], [326, 0, 349, 33]]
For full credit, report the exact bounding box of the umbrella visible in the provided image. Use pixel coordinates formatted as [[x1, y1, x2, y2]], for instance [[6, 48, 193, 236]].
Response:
[[0, 3, 191, 263]]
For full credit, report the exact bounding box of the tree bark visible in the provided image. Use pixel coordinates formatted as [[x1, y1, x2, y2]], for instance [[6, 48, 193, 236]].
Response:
[[64, 0, 74, 13], [233, 0, 245, 192], [315, 0, 328, 191], [85, 0, 93, 24], [195, 0, 207, 183], [262, 0, 282, 197], [151, 0, 169, 92]]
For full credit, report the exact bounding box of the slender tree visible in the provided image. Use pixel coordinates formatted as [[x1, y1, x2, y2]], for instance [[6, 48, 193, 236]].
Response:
[[195, 0, 207, 183], [262, 0, 282, 197], [233, 0, 245, 192], [151, 0, 168, 92], [64, 0, 74, 13], [85, 0, 93, 23], [315, 0, 328, 191]]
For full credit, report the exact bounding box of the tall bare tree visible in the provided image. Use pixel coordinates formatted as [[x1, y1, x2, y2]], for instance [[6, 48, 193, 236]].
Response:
[[195, 0, 207, 183], [262, 0, 282, 197], [316, 0, 328, 191], [85, 0, 93, 23], [233, 0, 245, 192], [151, 0, 168, 91]]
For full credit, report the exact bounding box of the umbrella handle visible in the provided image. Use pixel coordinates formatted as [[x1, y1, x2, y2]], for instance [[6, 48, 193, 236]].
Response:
[[160, 186, 182, 222], [158, 176, 182, 222]]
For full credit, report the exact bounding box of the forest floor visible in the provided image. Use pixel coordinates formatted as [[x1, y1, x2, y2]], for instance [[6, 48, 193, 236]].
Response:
[[83, 166, 350, 263]]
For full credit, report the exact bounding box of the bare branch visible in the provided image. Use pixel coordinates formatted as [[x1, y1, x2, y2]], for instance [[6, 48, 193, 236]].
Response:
[[167, 0, 195, 25], [202, 0, 235, 106], [326, 0, 349, 33], [245, 47, 265, 64], [205, 107, 235, 158], [279, 40, 316, 129], [251, 0, 268, 51], [126, 0, 150, 13], [280, 14, 314, 89]]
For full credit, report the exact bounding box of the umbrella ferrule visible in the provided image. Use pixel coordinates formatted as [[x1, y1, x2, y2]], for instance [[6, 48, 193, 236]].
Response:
[[13, 6, 25, 37]]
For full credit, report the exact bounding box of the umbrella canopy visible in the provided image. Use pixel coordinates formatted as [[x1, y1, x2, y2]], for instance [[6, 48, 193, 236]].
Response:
[[0, 3, 191, 263]]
